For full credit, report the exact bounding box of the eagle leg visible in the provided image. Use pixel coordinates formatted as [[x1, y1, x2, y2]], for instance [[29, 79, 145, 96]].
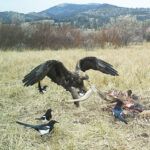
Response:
[[38, 82, 47, 94]]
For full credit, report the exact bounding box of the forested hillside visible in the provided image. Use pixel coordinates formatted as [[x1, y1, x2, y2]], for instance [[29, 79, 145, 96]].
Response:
[[0, 3, 150, 28]]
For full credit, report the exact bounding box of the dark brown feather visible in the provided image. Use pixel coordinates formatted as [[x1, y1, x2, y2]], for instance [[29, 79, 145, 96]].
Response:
[[76, 56, 119, 76]]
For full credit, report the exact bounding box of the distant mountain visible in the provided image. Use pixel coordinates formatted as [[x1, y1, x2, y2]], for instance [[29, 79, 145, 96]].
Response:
[[39, 3, 107, 19], [0, 3, 150, 28], [0, 11, 51, 24]]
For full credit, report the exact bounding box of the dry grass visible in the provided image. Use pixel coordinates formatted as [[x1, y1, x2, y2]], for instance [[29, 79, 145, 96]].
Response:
[[0, 43, 150, 150]]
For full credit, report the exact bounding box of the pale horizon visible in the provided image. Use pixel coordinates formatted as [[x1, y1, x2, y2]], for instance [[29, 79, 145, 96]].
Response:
[[0, 0, 150, 13]]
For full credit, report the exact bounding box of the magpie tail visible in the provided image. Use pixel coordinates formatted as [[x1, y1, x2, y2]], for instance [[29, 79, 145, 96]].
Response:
[[16, 121, 36, 128], [118, 116, 128, 124]]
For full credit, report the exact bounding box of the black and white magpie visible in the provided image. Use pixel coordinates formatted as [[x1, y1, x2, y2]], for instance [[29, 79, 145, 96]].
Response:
[[16, 120, 58, 136], [35, 108, 52, 122]]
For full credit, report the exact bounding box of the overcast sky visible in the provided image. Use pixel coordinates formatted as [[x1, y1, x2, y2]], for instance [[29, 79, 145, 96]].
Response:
[[0, 0, 150, 13]]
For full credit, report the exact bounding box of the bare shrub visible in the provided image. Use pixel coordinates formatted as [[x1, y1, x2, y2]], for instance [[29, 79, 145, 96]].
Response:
[[0, 24, 24, 49], [0, 18, 149, 50]]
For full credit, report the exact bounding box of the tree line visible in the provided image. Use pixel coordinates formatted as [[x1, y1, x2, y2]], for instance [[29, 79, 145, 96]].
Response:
[[0, 17, 150, 50]]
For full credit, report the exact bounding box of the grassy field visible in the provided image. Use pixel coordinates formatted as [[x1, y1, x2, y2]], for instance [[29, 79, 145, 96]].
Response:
[[0, 43, 150, 150]]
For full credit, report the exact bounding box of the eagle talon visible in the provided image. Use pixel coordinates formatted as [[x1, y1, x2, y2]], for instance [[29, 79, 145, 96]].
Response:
[[38, 82, 48, 94]]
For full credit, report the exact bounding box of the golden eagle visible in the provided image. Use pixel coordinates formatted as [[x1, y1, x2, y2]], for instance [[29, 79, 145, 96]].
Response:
[[22, 56, 118, 107]]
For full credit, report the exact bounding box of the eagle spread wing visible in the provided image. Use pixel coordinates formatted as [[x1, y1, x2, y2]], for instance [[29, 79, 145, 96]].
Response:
[[75, 56, 119, 76], [22, 60, 72, 88]]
